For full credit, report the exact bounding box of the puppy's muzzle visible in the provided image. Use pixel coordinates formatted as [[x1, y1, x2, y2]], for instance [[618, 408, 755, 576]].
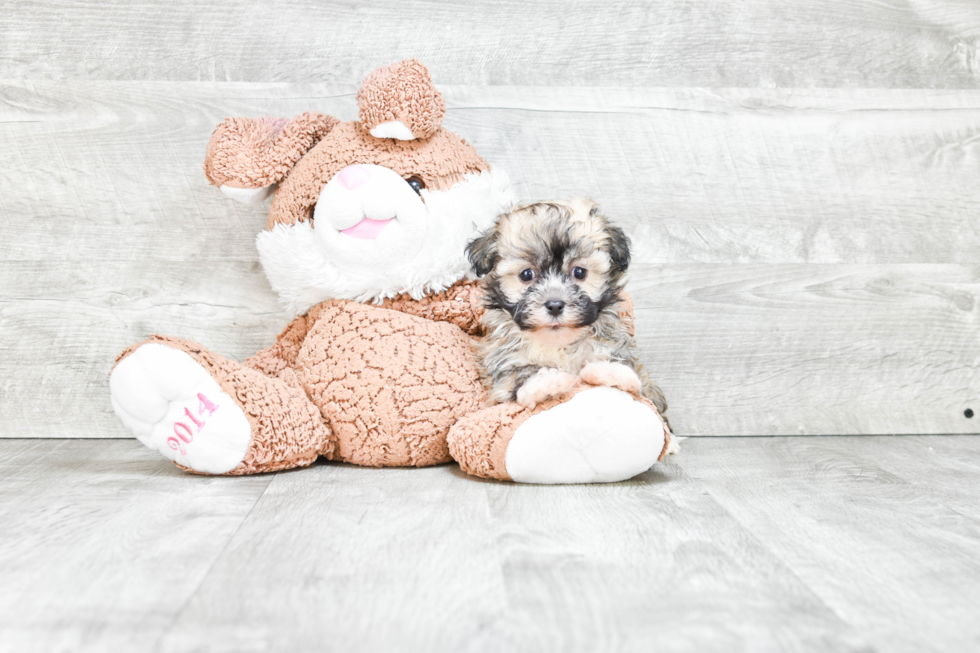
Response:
[[544, 300, 566, 316]]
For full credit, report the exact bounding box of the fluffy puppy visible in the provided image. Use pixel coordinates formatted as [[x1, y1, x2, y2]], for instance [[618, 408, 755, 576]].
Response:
[[466, 198, 669, 423]]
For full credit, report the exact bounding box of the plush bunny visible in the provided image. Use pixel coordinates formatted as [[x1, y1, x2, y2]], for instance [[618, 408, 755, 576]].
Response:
[[109, 59, 670, 483]]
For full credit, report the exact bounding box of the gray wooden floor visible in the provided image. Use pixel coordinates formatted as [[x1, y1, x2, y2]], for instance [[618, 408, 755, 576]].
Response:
[[1, 436, 978, 653]]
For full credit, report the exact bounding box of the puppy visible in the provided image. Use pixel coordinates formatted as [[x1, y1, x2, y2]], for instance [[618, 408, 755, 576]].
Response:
[[466, 198, 669, 426]]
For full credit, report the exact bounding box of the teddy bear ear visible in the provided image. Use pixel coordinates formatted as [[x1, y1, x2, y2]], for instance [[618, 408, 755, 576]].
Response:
[[357, 59, 446, 141], [203, 112, 338, 203]]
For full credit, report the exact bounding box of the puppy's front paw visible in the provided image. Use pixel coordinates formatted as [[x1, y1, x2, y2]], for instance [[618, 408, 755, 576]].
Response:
[[580, 361, 642, 395], [516, 368, 579, 409]]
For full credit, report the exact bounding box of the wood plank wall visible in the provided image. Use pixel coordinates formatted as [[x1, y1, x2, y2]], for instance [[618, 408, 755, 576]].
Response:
[[1, 1, 978, 437]]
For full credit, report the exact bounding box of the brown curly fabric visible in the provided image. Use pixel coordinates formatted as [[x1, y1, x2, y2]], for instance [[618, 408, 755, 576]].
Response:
[[295, 300, 486, 467], [245, 314, 310, 378], [198, 60, 489, 230], [267, 121, 489, 228], [447, 386, 588, 481], [203, 112, 338, 189], [379, 279, 486, 336], [115, 335, 336, 475], [112, 284, 662, 478], [446, 403, 523, 481], [357, 58, 446, 139], [448, 383, 672, 482], [638, 393, 672, 461]]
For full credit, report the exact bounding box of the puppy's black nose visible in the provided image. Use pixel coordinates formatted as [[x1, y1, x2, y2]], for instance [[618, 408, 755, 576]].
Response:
[[545, 300, 565, 316]]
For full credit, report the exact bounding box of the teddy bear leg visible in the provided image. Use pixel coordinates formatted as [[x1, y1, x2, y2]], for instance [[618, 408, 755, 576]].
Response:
[[110, 336, 334, 475], [448, 386, 670, 484]]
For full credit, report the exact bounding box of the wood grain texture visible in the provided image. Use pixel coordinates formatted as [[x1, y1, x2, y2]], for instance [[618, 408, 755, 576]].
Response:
[[155, 450, 871, 653], [0, 439, 272, 653], [156, 462, 509, 653], [0, 260, 288, 438], [2, 82, 978, 437], [833, 434, 980, 521], [477, 470, 870, 652], [2, 0, 980, 87], [681, 435, 980, 653], [5, 84, 980, 264], [631, 263, 980, 435], [447, 86, 980, 265], [4, 437, 979, 652]]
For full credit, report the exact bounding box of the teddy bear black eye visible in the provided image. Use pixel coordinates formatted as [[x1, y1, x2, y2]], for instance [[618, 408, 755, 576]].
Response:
[[406, 176, 426, 194], [519, 269, 535, 282], [572, 267, 588, 280]]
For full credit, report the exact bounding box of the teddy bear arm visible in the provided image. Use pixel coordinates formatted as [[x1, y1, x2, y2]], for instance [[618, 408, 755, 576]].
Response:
[[378, 280, 486, 336], [203, 112, 339, 193]]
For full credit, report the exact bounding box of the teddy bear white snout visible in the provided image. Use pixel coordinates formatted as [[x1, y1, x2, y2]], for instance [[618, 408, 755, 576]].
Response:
[[315, 164, 426, 236], [310, 163, 429, 272]]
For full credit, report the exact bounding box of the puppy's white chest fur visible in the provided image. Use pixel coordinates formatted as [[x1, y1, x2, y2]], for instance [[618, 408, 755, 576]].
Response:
[[523, 328, 602, 374]]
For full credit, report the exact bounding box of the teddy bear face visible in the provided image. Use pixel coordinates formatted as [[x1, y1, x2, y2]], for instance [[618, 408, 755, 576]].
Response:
[[205, 60, 515, 315], [267, 121, 493, 227], [259, 120, 506, 308]]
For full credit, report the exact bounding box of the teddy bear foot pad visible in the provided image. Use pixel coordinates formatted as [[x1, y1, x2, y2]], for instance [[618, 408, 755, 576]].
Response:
[[110, 344, 251, 474], [505, 386, 666, 484]]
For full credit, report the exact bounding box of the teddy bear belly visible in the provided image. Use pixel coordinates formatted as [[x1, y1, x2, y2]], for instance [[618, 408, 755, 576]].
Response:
[[295, 300, 486, 467]]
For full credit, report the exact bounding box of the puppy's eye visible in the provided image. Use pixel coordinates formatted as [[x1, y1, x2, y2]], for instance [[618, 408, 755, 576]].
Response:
[[405, 176, 426, 194], [572, 267, 588, 280], [519, 269, 535, 282]]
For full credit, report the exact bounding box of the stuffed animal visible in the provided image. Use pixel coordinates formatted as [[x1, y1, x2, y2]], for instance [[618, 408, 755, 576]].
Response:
[[109, 59, 671, 483]]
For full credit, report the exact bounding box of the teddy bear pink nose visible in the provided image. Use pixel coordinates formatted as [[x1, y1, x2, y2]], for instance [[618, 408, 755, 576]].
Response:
[[337, 165, 371, 190]]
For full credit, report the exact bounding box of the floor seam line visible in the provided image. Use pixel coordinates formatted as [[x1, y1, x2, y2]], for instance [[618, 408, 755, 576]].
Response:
[[150, 472, 277, 653]]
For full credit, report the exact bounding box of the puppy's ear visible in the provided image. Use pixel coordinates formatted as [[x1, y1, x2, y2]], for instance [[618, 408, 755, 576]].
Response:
[[466, 228, 499, 277], [606, 225, 631, 273]]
